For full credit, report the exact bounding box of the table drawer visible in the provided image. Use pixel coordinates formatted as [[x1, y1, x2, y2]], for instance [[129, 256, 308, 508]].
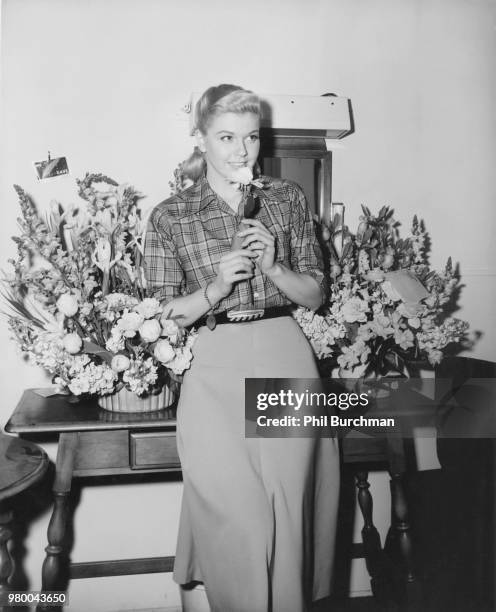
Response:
[[129, 431, 181, 470]]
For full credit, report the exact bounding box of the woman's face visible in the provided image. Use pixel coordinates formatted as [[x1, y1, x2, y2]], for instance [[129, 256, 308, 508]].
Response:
[[198, 111, 260, 185]]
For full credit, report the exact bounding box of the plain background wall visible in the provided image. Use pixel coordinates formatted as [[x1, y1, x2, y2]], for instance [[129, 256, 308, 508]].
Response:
[[1, 1, 495, 610]]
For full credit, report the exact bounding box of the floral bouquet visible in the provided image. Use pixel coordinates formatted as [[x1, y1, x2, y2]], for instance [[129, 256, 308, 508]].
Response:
[[3, 173, 196, 403], [293, 205, 469, 377]]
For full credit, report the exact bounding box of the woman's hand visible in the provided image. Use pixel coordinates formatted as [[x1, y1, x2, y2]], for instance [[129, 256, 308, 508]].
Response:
[[211, 249, 258, 298], [237, 219, 276, 274]]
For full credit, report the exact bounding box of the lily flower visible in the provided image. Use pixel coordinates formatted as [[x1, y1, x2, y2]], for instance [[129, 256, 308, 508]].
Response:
[[92, 237, 121, 273]]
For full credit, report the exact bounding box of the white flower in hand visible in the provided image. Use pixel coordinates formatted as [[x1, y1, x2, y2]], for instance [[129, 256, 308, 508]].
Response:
[[230, 166, 253, 187]]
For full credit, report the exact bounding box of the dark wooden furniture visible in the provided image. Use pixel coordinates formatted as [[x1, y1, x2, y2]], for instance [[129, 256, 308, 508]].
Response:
[[342, 432, 421, 607], [5, 390, 180, 610], [5, 388, 425, 610], [432, 357, 496, 611], [0, 433, 49, 606], [260, 134, 333, 221]]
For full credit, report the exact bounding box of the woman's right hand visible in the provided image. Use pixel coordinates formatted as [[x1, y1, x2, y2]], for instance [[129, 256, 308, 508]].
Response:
[[211, 249, 258, 298]]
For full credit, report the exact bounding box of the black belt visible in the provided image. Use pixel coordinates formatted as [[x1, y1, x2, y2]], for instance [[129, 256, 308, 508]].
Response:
[[199, 306, 293, 327]]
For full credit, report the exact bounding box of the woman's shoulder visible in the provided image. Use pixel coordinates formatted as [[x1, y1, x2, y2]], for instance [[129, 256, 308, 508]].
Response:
[[149, 181, 203, 225], [258, 175, 305, 201]]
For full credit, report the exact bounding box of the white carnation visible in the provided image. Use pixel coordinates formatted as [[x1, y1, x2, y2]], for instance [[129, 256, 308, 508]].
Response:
[[63, 333, 82, 354], [56, 294, 79, 317]]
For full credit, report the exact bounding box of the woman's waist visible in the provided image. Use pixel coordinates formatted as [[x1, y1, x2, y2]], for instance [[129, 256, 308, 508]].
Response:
[[196, 305, 293, 328], [182, 286, 315, 370], [189, 313, 312, 369]]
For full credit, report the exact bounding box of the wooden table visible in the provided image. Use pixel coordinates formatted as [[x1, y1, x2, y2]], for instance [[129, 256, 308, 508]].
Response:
[[5, 389, 425, 610], [0, 432, 49, 609], [342, 432, 421, 607], [5, 390, 180, 610]]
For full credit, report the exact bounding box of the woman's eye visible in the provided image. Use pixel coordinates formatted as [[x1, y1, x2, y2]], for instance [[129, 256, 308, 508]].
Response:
[[220, 135, 232, 142], [248, 134, 259, 142]]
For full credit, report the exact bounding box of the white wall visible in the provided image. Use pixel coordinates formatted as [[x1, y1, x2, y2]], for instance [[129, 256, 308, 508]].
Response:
[[1, 1, 494, 610]]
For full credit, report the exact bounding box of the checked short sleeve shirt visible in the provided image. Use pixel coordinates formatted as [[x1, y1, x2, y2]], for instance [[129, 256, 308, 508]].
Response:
[[144, 175, 329, 313]]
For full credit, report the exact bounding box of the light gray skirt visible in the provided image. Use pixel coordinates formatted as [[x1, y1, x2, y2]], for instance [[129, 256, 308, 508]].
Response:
[[173, 316, 339, 612]]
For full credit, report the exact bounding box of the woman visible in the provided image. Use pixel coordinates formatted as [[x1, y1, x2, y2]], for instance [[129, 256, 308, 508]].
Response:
[[144, 84, 339, 612]]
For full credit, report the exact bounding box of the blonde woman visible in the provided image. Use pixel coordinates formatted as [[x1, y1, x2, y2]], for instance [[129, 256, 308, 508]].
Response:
[[144, 84, 339, 612]]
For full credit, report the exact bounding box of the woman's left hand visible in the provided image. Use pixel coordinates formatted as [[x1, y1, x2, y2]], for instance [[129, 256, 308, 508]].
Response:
[[237, 219, 276, 274]]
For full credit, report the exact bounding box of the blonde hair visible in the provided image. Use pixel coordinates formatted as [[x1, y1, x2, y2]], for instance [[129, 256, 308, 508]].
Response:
[[181, 84, 261, 184]]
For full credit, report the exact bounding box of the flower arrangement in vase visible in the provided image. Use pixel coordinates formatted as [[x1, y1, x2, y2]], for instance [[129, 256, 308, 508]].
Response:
[[3, 173, 196, 411], [293, 205, 470, 378]]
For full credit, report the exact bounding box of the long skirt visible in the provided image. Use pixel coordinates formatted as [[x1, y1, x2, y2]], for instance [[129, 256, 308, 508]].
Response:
[[172, 315, 340, 612]]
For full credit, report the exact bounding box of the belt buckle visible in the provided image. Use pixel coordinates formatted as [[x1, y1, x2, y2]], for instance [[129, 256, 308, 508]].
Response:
[[227, 308, 265, 322]]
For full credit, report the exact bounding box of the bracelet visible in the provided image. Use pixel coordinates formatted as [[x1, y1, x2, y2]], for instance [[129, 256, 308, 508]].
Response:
[[203, 283, 215, 310], [203, 283, 216, 331]]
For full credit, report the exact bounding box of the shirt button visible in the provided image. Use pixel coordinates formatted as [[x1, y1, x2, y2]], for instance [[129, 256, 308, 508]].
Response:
[[253, 292, 260, 298]]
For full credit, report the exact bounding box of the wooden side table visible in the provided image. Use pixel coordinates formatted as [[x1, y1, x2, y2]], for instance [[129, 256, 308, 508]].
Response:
[[342, 433, 421, 607], [338, 384, 436, 608], [0, 433, 49, 608], [5, 390, 180, 611]]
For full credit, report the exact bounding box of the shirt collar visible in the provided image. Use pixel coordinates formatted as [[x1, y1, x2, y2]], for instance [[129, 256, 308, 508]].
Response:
[[193, 174, 272, 212], [197, 175, 219, 211]]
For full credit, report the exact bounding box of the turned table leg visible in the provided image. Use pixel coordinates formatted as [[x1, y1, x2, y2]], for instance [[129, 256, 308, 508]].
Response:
[[355, 470, 388, 600], [386, 469, 422, 607], [39, 433, 78, 611], [388, 472, 414, 579], [0, 503, 14, 608], [383, 436, 422, 606]]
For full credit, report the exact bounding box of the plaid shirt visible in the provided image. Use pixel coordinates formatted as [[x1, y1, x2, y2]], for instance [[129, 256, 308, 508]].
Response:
[[144, 175, 328, 313]]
